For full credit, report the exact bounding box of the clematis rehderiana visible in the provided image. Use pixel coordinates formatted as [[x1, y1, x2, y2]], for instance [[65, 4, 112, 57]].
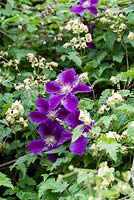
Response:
[[70, 0, 99, 16]]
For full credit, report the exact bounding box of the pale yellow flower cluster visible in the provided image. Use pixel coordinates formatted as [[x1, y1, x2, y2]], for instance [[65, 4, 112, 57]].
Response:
[[46, 61, 58, 70], [27, 53, 46, 68], [64, 19, 92, 50], [107, 91, 124, 105], [94, 162, 115, 190], [78, 72, 89, 82], [6, 100, 27, 127], [79, 110, 91, 125], [128, 31, 134, 40], [15, 77, 32, 91]]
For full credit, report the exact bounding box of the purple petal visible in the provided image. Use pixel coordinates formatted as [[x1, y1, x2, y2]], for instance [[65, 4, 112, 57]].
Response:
[[28, 140, 46, 154], [46, 81, 61, 94], [90, 0, 99, 5], [87, 42, 96, 49], [69, 136, 88, 155], [70, 5, 85, 15], [80, 0, 87, 4], [65, 111, 83, 128], [72, 83, 92, 94], [49, 94, 65, 110], [87, 6, 98, 15], [46, 153, 58, 162], [58, 130, 72, 145], [36, 98, 49, 113], [29, 111, 46, 124], [64, 93, 78, 112], [58, 68, 78, 86], [57, 107, 70, 121]]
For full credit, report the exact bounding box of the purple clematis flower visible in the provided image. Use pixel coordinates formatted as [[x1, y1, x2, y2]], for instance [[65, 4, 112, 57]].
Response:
[[29, 97, 70, 124], [46, 68, 92, 112], [28, 120, 72, 162], [70, 0, 99, 15]]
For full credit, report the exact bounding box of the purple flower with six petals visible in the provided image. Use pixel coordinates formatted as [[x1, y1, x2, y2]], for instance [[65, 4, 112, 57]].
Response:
[[46, 68, 92, 112], [70, 0, 99, 16]]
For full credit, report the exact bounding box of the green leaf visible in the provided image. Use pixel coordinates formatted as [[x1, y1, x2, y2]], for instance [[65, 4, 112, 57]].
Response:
[[79, 98, 94, 110], [0, 172, 13, 188], [113, 51, 124, 63], [68, 52, 82, 67], [99, 139, 121, 161], [71, 125, 84, 143], [38, 178, 68, 198]]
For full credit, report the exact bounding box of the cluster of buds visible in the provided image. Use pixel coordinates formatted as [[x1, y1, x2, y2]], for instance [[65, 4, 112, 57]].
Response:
[[64, 33, 92, 50], [27, 53, 46, 69], [105, 131, 127, 142], [128, 31, 134, 40], [65, 19, 88, 34], [107, 91, 124, 105], [90, 143, 99, 156], [64, 19, 92, 50], [6, 100, 25, 125], [15, 77, 33, 91], [46, 61, 58, 70], [2, 59, 20, 68]]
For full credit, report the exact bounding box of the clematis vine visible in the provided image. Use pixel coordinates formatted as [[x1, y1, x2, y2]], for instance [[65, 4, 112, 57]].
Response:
[[28, 68, 94, 162], [46, 68, 92, 112], [70, 0, 99, 16]]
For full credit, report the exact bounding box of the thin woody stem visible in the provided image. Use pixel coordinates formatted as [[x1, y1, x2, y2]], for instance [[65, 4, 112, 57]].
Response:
[[0, 159, 18, 169]]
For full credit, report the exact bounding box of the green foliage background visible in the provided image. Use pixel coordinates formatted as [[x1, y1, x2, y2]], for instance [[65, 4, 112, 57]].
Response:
[[0, 0, 134, 199]]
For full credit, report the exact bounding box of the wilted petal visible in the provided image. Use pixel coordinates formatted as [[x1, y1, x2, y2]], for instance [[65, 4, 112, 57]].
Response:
[[46, 81, 61, 94], [70, 5, 85, 15], [58, 130, 72, 145], [72, 82, 92, 94], [87, 6, 98, 15], [69, 136, 88, 155], [49, 94, 65, 110], [36, 98, 49, 113], [64, 93, 78, 112], [28, 140, 46, 154], [58, 68, 78, 86], [29, 111, 46, 123]]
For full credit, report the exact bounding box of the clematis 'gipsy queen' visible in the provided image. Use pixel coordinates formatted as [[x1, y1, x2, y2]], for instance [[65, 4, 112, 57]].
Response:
[[70, 0, 99, 15], [46, 68, 92, 112]]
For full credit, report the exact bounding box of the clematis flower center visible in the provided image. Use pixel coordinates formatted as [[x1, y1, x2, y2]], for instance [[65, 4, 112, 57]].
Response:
[[83, 1, 89, 7], [45, 135, 56, 147], [62, 85, 71, 93], [46, 110, 57, 121]]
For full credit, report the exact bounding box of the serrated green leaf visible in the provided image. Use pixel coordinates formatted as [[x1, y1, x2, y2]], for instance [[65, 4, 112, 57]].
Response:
[[71, 125, 84, 143], [0, 172, 13, 188], [68, 52, 82, 67], [79, 98, 94, 110], [113, 52, 124, 63], [99, 141, 121, 161]]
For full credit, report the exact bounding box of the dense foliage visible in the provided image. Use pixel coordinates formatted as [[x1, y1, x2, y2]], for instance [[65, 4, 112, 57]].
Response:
[[0, 0, 134, 199]]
